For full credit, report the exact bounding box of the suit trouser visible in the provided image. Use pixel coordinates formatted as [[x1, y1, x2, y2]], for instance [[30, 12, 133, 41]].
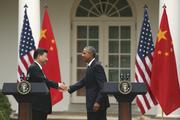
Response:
[[87, 109, 107, 120], [32, 109, 48, 120]]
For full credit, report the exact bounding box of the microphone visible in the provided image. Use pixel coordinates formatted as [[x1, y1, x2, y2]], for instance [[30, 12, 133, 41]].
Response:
[[20, 73, 25, 81], [26, 73, 30, 81]]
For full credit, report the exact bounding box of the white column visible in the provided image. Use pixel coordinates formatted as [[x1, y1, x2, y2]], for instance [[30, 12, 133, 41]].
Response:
[[18, 0, 40, 48], [157, 0, 180, 118], [16, 0, 40, 113]]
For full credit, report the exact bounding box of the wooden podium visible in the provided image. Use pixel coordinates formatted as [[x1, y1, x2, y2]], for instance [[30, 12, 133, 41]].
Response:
[[102, 82, 147, 120], [2, 82, 48, 120]]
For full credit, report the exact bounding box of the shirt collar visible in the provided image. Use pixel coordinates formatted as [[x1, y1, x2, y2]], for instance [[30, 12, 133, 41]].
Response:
[[88, 58, 95, 67], [35, 61, 42, 70]]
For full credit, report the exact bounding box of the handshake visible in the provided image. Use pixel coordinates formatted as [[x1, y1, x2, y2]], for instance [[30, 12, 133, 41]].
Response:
[[59, 82, 69, 92]]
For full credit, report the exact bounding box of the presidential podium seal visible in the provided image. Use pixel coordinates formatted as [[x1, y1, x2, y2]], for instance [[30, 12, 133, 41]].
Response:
[[17, 81, 31, 95], [118, 81, 132, 94]]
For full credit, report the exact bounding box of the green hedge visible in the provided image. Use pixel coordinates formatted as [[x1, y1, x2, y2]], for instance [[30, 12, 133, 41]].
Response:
[[0, 90, 12, 120]]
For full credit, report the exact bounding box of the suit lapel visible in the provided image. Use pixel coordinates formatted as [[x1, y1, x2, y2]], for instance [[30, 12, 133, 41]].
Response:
[[34, 62, 47, 79], [89, 59, 96, 68]]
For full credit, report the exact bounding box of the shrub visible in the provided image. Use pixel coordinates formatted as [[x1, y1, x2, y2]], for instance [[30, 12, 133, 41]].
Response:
[[0, 90, 12, 120]]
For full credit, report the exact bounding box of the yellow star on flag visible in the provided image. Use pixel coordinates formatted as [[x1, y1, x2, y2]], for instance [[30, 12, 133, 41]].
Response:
[[157, 29, 167, 42], [164, 52, 169, 56], [158, 50, 162, 55], [50, 46, 54, 51], [40, 29, 47, 39], [51, 39, 55, 44]]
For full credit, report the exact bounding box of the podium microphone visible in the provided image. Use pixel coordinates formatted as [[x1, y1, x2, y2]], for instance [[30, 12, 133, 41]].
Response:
[[20, 73, 25, 81]]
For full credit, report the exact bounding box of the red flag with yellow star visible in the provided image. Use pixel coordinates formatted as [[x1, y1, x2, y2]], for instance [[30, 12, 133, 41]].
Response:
[[151, 7, 180, 115], [39, 9, 63, 105]]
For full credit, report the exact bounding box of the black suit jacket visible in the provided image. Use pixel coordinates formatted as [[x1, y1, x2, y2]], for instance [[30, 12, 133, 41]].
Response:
[[27, 62, 59, 114], [69, 60, 110, 112]]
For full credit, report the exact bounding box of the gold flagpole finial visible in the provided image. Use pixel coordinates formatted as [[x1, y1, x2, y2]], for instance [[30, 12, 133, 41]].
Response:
[[44, 0, 48, 8], [163, 4, 166, 9], [144, 4, 148, 9]]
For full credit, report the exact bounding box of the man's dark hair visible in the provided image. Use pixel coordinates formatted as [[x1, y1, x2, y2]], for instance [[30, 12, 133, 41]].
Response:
[[33, 48, 48, 59], [84, 46, 96, 58]]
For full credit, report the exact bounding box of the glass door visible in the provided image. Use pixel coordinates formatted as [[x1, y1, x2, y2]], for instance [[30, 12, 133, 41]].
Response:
[[72, 22, 102, 103], [104, 23, 134, 83], [71, 22, 135, 103]]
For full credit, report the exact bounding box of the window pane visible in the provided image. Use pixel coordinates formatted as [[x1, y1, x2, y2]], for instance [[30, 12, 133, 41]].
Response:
[[91, 0, 100, 4], [76, 7, 89, 17], [77, 26, 87, 39], [109, 0, 117, 4], [110, 12, 119, 17], [89, 13, 97, 17], [109, 26, 119, 39], [102, 3, 107, 13], [77, 40, 87, 52], [109, 8, 117, 16], [89, 41, 99, 52], [109, 55, 119, 67], [77, 69, 86, 80], [109, 41, 119, 53], [109, 69, 119, 82], [120, 26, 130, 39], [77, 69, 86, 96], [120, 55, 130, 68], [101, 0, 108, 2], [76, 0, 132, 17], [90, 8, 99, 17], [116, 0, 128, 9], [97, 4, 103, 14], [79, 0, 92, 10], [120, 7, 132, 17], [106, 4, 112, 14], [77, 55, 86, 67], [89, 26, 99, 39], [120, 41, 130, 53]]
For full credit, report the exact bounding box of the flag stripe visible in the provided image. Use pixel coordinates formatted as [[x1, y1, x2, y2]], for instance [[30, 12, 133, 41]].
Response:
[[135, 8, 158, 114], [142, 59, 151, 77], [18, 7, 36, 82], [136, 58, 158, 105], [20, 57, 29, 70], [136, 97, 145, 114], [136, 55, 151, 83], [135, 70, 151, 109], [27, 53, 34, 64]]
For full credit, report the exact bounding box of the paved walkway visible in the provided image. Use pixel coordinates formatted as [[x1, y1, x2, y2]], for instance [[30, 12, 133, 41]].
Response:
[[47, 112, 180, 120], [11, 111, 180, 120]]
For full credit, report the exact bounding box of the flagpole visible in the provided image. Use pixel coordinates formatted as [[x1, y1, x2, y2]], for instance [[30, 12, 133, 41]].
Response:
[[160, 5, 165, 120], [161, 110, 164, 120]]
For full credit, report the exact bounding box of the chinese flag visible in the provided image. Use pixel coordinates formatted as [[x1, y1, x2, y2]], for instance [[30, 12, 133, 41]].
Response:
[[151, 7, 180, 115], [39, 9, 63, 105]]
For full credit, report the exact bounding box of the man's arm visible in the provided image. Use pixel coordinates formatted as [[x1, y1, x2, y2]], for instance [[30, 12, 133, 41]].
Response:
[[27, 65, 66, 90], [68, 79, 85, 94]]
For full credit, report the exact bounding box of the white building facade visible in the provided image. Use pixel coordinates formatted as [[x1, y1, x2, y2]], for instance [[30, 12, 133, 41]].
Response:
[[0, 0, 180, 117]]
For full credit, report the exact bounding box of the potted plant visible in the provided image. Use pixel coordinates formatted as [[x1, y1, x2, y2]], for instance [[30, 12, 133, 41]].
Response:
[[0, 90, 12, 120]]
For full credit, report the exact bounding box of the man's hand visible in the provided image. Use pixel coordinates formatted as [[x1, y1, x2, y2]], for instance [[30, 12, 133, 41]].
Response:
[[93, 102, 100, 112], [59, 82, 68, 91]]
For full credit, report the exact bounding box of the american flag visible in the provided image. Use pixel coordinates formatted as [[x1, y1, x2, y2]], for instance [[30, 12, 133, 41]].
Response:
[[135, 7, 158, 114], [18, 5, 36, 81]]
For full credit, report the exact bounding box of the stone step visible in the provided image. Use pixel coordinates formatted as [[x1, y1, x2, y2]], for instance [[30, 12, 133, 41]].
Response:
[[48, 112, 117, 120], [11, 111, 180, 120]]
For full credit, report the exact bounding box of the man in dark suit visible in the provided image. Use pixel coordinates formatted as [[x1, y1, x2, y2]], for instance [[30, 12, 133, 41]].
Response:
[[27, 48, 66, 120], [68, 46, 110, 120]]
